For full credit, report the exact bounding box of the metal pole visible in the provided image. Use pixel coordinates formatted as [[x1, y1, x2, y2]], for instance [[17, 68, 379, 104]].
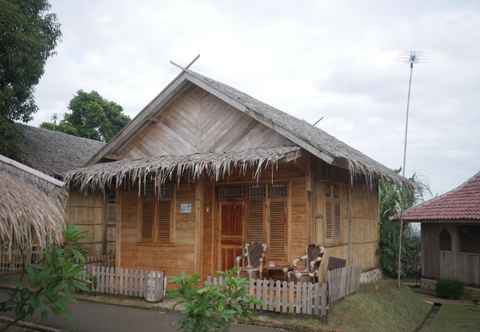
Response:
[[397, 61, 414, 288]]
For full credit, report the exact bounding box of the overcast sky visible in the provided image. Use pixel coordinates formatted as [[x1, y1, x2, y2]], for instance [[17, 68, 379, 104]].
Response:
[[32, 0, 480, 197]]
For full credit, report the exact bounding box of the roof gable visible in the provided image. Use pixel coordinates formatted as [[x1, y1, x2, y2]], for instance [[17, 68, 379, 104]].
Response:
[[116, 85, 293, 159], [88, 69, 405, 185]]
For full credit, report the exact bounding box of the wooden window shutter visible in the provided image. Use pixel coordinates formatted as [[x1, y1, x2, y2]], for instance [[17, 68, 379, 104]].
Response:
[[157, 200, 171, 242], [326, 201, 334, 239], [141, 187, 154, 240], [269, 200, 287, 261], [246, 200, 264, 243], [334, 202, 341, 240], [326, 184, 341, 241]]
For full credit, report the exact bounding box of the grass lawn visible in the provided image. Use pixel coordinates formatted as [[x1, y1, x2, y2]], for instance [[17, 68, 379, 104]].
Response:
[[246, 279, 431, 332], [325, 279, 431, 332], [423, 304, 480, 332]]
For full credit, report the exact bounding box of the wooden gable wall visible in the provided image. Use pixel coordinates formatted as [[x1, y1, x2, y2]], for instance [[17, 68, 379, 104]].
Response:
[[115, 85, 294, 159]]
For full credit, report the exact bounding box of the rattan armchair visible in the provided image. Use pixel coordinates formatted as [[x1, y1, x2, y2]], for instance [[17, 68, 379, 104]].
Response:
[[287, 244, 326, 282], [236, 242, 267, 279]]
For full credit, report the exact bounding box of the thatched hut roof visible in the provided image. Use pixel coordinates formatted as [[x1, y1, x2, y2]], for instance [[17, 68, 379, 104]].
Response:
[[87, 68, 407, 187], [66, 146, 301, 192], [0, 155, 65, 248], [16, 124, 104, 179]]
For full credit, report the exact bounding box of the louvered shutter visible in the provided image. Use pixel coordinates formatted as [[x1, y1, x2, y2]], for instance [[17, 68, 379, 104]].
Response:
[[325, 184, 341, 241], [157, 200, 171, 242], [246, 200, 264, 243], [142, 187, 154, 240], [269, 200, 287, 261], [334, 202, 341, 240], [326, 201, 334, 240]]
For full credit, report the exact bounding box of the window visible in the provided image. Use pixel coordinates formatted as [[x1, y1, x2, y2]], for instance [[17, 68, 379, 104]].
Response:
[[140, 184, 173, 242], [458, 226, 480, 253], [141, 186, 154, 240], [269, 183, 288, 262], [246, 185, 266, 243], [217, 185, 245, 201], [157, 185, 173, 242], [439, 229, 452, 251], [326, 184, 341, 241]]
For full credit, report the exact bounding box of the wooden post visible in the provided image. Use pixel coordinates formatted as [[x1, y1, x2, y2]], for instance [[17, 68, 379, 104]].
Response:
[[116, 192, 123, 268], [347, 186, 353, 265], [194, 180, 205, 275]]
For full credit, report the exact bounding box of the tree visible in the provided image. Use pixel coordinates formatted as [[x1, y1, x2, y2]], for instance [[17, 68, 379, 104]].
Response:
[[0, 226, 88, 331], [379, 173, 430, 278], [0, 0, 61, 156], [41, 90, 130, 142]]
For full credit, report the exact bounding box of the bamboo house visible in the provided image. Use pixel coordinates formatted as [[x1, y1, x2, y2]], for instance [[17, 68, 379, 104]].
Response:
[[65, 68, 407, 280]]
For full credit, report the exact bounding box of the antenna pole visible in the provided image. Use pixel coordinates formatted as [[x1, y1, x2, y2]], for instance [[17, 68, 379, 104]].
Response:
[[397, 54, 415, 288]]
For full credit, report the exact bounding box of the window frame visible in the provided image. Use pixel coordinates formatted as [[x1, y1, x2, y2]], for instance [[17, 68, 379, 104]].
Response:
[[139, 184, 175, 245], [325, 183, 341, 243]]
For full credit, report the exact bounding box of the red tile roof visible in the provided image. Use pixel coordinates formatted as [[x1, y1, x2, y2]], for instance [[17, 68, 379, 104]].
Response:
[[401, 171, 480, 222]]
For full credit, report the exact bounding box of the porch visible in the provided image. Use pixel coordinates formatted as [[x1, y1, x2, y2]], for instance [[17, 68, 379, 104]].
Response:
[[422, 223, 480, 287]]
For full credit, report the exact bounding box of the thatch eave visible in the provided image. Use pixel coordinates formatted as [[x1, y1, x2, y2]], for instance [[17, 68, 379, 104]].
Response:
[[66, 146, 302, 193], [0, 155, 65, 248]]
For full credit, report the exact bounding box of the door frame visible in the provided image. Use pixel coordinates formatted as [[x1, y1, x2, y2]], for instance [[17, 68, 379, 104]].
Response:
[[217, 201, 245, 271]]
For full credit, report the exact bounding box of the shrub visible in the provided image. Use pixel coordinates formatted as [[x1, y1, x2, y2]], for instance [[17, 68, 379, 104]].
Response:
[[435, 279, 464, 299], [171, 269, 260, 332]]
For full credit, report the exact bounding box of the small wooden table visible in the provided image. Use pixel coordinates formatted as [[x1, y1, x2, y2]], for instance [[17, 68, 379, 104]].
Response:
[[264, 265, 292, 281]]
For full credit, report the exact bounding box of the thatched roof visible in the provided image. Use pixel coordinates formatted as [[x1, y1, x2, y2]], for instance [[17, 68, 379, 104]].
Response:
[[16, 124, 104, 179], [0, 154, 65, 248], [88, 68, 407, 186], [66, 146, 301, 192]]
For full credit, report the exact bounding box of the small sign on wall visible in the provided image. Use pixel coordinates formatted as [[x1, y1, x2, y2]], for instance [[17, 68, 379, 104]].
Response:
[[180, 203, 192, 214]]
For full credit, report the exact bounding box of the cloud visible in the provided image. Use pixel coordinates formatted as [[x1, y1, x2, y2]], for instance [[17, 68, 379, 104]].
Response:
[[31, 0, 480, 196]]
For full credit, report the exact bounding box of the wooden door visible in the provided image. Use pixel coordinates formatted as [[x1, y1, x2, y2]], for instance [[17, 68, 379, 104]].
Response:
[[220, 203, 243, 271]]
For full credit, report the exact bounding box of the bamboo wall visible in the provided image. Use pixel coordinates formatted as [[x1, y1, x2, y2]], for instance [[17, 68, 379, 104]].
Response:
[[66, 192, 117, 256], [66, 158, 381, 278], [118, 184, 197, 277], [310, 160, 379, 272]]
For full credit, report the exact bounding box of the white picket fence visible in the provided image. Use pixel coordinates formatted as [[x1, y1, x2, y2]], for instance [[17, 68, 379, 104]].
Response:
[[0, 247, 41, 273], [327, 265, 361, 304], [84, 265, 167, 300], [207, 265, 361, 318], [207, 276, 328, 317]]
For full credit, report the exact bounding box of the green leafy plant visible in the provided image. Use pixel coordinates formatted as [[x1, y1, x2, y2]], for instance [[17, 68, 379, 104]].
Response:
[[435, 279, 464, 300], [171, 269, 261, 332], [379, 173, 429, 278], [0, 225, 89, 331]]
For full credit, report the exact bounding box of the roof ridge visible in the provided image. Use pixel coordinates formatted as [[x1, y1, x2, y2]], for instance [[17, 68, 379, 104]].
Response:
[[185, 69, 403, 183], [16, 123, 105, 145]]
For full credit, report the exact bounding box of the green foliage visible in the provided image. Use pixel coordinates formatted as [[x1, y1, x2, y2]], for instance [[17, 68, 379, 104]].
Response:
[[171, 269, 261, 332], [435, 279, 464, 300], [40, 90, 130, 142], [0, 225, 88, 330], [0, 0, 61, 155], [379, 173, 429, 278]]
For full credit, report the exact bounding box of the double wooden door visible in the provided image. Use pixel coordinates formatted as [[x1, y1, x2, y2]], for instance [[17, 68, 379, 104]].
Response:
[[220, 202, 243, 271]]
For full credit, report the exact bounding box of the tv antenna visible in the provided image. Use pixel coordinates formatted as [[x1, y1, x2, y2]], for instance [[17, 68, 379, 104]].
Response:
[[312, 116, 325, 127], [397, 49, 423, 288]]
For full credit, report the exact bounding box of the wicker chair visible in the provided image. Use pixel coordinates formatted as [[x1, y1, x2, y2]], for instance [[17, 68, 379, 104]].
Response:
[[236, 242, 267, 279], [287, 244, 326, 282]]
